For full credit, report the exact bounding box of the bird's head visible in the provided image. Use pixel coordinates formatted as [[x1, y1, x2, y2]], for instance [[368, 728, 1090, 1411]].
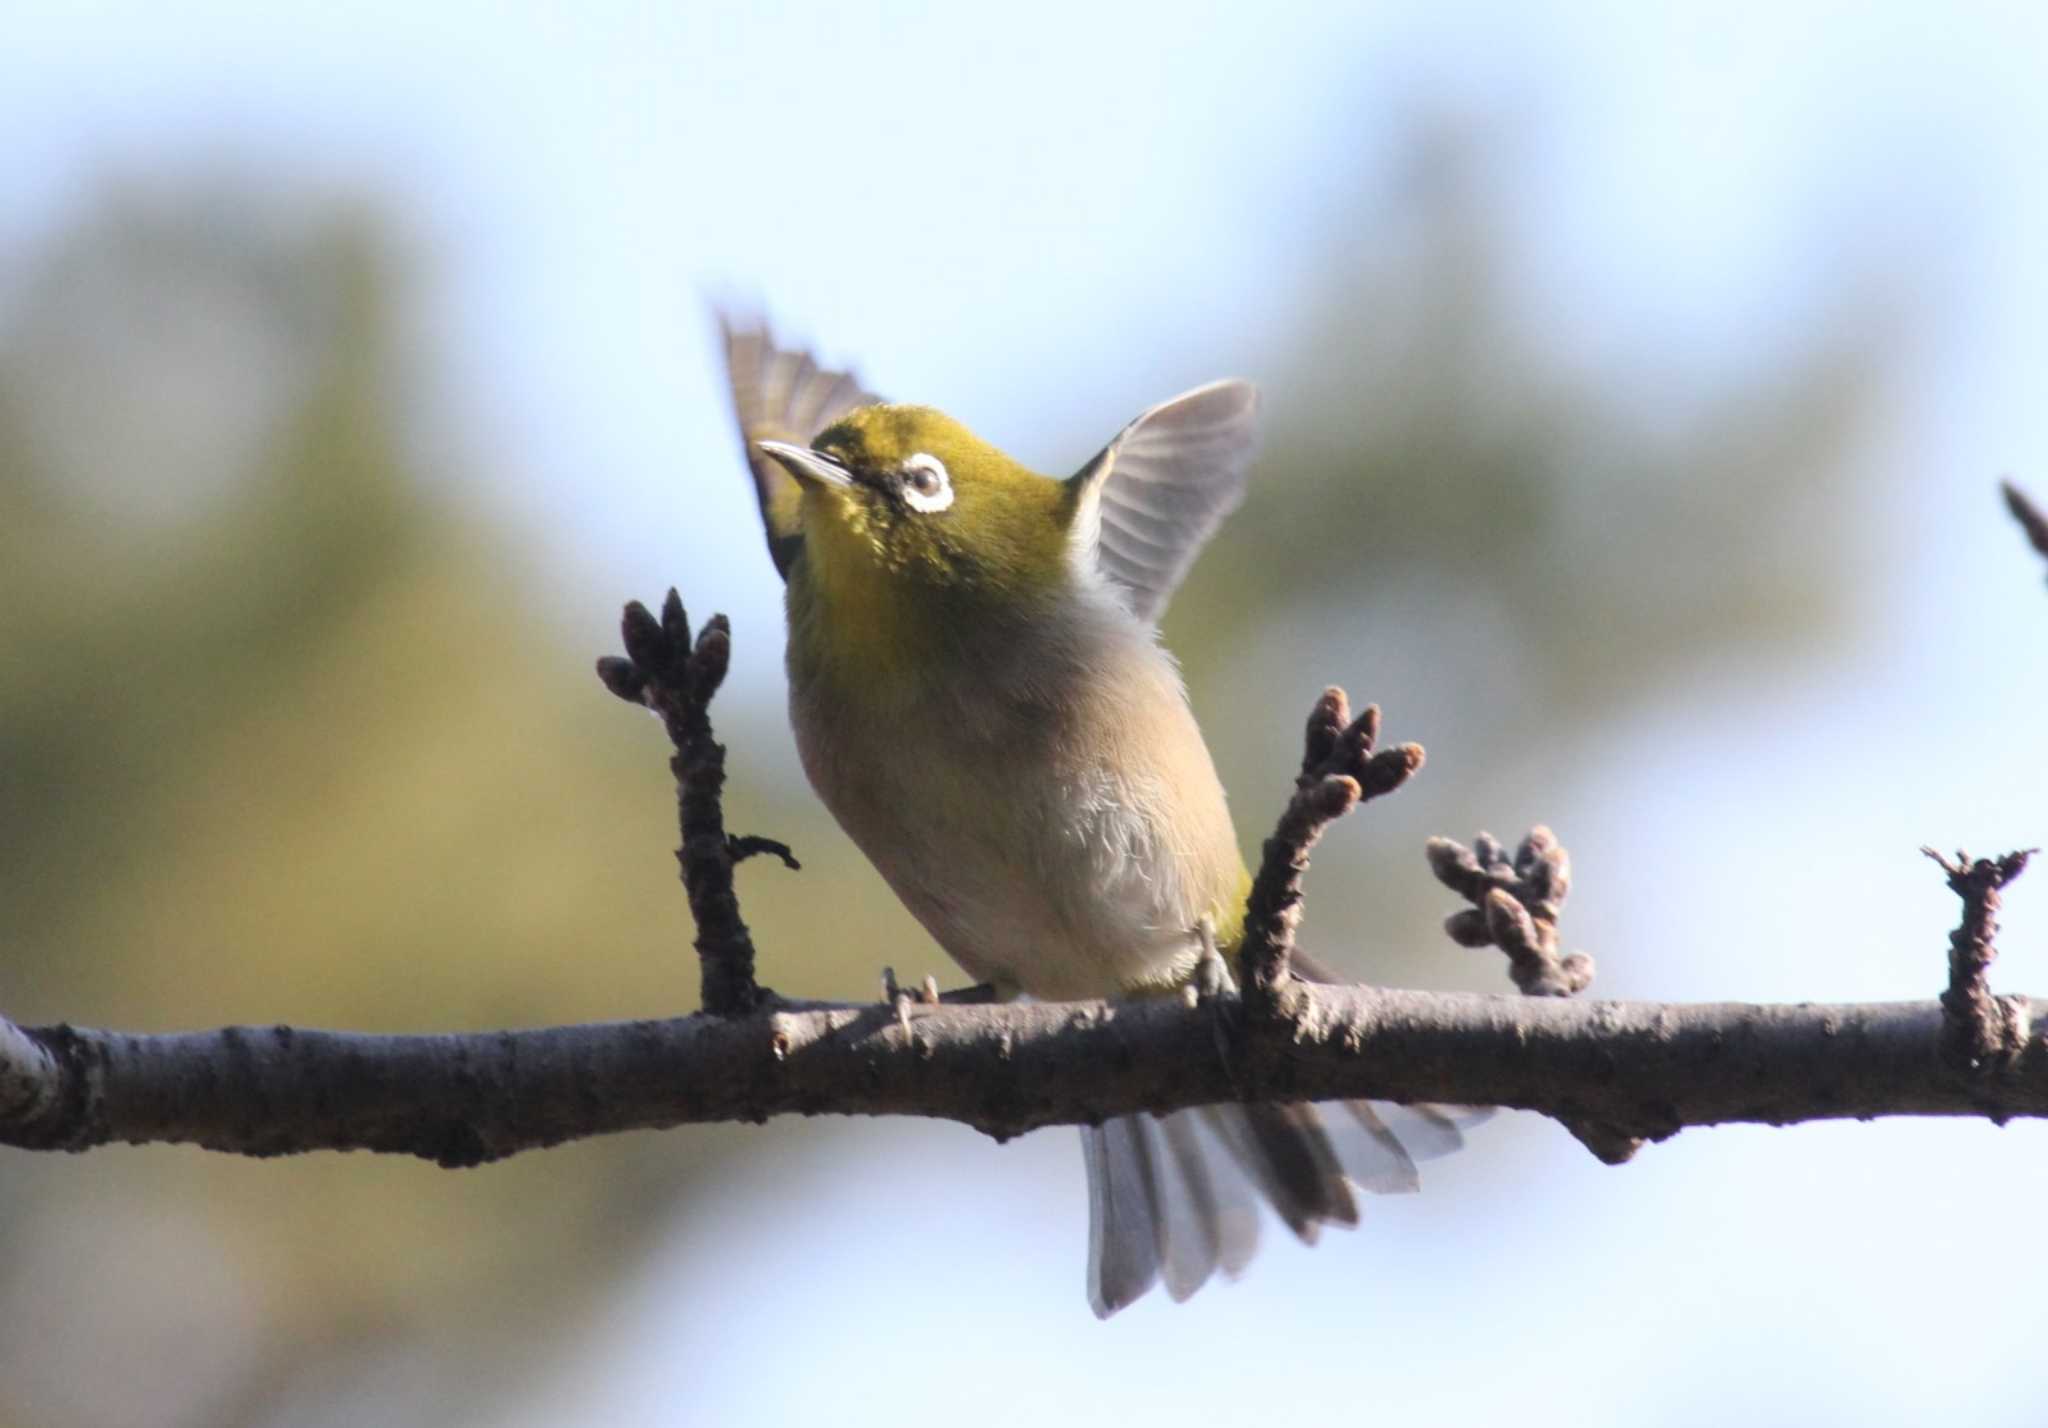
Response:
[[758, 403, 1079, 609]]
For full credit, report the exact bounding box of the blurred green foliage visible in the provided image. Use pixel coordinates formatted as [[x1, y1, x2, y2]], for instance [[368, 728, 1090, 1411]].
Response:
[[0, 134, 1892, 1424], [0, 197, 761, 1427]]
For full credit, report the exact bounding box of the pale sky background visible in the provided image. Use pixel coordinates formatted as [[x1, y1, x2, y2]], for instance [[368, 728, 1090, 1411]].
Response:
[[6, 3, 2048, 1425]]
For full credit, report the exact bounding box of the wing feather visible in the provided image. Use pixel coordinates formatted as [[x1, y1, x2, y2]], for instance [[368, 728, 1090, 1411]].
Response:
[[719, 316, 881, 579], [1071, 378, 1260, 623]]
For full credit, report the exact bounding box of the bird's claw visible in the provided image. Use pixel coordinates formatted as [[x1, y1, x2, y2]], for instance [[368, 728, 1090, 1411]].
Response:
[[880, 967, 965, 1034]]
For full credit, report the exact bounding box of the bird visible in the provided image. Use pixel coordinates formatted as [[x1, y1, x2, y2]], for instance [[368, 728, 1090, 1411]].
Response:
[[719, 318, 1471, 1315]]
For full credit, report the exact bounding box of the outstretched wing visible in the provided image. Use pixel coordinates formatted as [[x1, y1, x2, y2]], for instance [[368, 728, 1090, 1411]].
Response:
[[719, 316, 881, 580], [1069, 379, 1261, 624]]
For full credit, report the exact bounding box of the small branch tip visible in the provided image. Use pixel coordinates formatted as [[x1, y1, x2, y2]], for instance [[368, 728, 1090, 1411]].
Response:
[[728, 834, 801, 871], [2002, 479, 2048, 570], [1929, 845, 2034, 1076], [602, 594, 777, 1015], [1241, 690, 1422, 1008], [1430, 824, 1629, 1154]]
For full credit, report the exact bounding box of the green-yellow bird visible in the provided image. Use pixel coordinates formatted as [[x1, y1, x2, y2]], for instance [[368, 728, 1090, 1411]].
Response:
[[722, 320, 1465, 1315]]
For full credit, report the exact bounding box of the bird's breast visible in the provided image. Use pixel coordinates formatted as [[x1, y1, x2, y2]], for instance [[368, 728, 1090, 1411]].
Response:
[[784, 582, 1245, 999]]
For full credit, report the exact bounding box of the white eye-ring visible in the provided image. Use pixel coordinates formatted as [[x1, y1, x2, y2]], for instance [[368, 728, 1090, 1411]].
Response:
[[899, 452, 955, 513]]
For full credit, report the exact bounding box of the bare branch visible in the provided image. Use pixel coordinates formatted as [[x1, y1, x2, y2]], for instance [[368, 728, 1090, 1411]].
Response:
[[0, 989, 2043, 1164], [1427, 827, 1591, 997], [1429, 826, 1636, 1163], [1925, 846, 2036, 1084], [1240, 688, 1423, 1011], [5, 595, 2043, 1176], [2003, 479, 2048, 582], [598, 590, 793, 1015]]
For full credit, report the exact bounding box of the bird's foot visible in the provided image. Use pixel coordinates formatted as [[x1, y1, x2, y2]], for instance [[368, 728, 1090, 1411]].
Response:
[[1188, 915, 1236, 1005], [879, 968, 998, 1032], [1186, 915, 1246, 1088]]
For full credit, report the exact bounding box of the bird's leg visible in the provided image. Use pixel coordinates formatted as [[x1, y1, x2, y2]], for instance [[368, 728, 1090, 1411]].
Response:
[[1190, 914, 1234, 1004], [880, 966, 913, 1034], [1186, 914, 1249, 1093]]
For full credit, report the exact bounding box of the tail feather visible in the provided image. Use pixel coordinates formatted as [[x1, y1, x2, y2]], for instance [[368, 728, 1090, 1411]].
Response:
[[1200, 1102, 1358, 1242], [1373, 1100, 1492, 1161], [1339, 1100, 1423, 1194], [1087, 1111, 1260, 1314], [1083, 1118, 1162, 1319], [1086, 1100, 1365, 1317], [1084, 950, 1493, 1313], [1163, 1111, 1260, 1279], [1153, 1112, 1224, 1300], [1291, 946, 1493, 1171]]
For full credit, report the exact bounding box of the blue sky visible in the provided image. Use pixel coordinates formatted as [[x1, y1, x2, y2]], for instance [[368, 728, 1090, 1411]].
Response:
[[7, 3, 2048, 1424], [12, 2, 2045, 657]]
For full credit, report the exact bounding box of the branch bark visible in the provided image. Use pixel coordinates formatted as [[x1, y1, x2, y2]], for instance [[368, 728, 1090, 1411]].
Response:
[[2, 989, 2044, 1165]]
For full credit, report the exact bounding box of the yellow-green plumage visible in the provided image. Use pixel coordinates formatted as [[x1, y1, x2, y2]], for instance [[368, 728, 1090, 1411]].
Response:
[[781, 401, 1247, 1000], [789, 405, 1073, 686]]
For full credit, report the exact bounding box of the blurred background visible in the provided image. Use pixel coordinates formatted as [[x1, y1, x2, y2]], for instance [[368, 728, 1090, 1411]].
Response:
[[3, 2, 2045, 1424]]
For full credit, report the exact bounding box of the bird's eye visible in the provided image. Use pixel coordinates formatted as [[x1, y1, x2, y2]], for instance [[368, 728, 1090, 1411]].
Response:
[[899, 453, 954, 513]]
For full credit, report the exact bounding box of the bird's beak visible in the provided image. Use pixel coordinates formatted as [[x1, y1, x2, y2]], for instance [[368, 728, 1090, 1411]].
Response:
[[757, 440, 854, 490]]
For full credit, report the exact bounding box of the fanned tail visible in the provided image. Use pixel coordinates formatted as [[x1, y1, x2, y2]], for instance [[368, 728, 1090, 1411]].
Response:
[[1082, 947, 1491, 1316]]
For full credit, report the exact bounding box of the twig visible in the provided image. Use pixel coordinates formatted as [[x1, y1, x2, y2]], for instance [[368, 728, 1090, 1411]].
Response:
[[2002, 480, 2048, 583], [1427, 828, 1592, 996], [1239, 688, 1424, 1013], [597, 590, 790, 1015], [1428, 827, 1637, 1163], [1924, 847, 2035, 1081], [727, 835, 800, 870]]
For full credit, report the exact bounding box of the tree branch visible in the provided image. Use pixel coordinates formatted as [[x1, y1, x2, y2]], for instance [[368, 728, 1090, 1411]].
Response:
[[0, 990, 2043, 1165], [3, 596, 2043, 1170]]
